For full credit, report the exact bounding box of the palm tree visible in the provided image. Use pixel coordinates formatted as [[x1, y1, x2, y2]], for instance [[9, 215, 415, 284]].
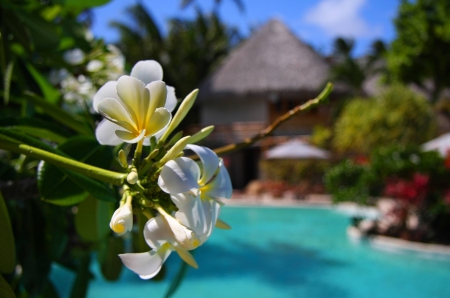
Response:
[[164, 9, 241, 95], [329, 38, 387, 97], [110, 3, 164, 69]]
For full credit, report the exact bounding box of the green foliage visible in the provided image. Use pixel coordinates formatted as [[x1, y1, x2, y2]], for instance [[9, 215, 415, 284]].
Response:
[[0, 192, 15, 274], [330, 38, 386, 97], [310, 125, 332, 149], [325, 144, 448, 203], [260, 159, 330, 185], [164, 10, 241, 96], [333, 84, 437, 154], [324, 160, 371, 204], [387, 0, 450, 102], [38, 136, 115, 205]]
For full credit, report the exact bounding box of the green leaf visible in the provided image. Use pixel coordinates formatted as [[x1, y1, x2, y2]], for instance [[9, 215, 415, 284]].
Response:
[[133, 213, 149, 253], [0, 116, 72, 139], [164, 259, 190, 298], [70, 254, 91, 298], [65, 0, 110, 8], [24, 63, 60, 105], [16, 11, 60, 51], [12, 126, 67, 144], [38, 136, 116, 206], [0, 192, 15, 274], [21, 92, 92, 135], [98, 236, 124, 281], [75, 196, 112, 242], [0, 275, 15, 298], [20, 200, 52, 296], [3, 58, 14, 105]]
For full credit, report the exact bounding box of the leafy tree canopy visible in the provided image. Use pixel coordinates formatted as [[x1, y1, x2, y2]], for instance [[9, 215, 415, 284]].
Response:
[[333, 84, 437, 154], [387, 0, 450, 102]]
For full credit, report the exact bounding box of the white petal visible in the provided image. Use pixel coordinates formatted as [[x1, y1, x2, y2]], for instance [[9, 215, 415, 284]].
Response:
[[186, 145, 220, 186], [130, 60, 163, 85], [116, 76, 149, 129], [95, 119, 123, 146], [158, 207, 201, 250], [175, 195, 210, 239], [146, 108, 171, 137], [158, 157, 200, 194], [171, 193, 196, 209], [144, 216, 176, 249], [115, 129, 146, 144], [93, 81, 119, 112], [97, 97, 137, 132], [203, 162, 233, 199], [119, 244, 171, 279], [109, 204, 133, 235], [165, 86, 177, 112]]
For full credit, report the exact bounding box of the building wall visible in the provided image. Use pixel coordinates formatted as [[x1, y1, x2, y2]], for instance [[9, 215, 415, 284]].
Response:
[[200, 99, 268, 125]]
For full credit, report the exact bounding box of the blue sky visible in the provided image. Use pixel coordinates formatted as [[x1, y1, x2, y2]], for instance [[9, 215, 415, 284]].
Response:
[[91, 0, 399, 57]]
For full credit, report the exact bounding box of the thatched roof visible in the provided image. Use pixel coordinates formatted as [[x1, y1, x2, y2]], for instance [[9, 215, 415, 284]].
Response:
[[198, 19, 330, 101]]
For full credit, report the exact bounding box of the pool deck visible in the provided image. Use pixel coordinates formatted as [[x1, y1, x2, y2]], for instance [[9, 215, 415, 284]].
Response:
[[223, 192, 333, 207]]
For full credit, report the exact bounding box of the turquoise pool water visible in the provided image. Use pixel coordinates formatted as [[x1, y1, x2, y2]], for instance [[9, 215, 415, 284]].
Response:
[[52, 206, 450, 298]]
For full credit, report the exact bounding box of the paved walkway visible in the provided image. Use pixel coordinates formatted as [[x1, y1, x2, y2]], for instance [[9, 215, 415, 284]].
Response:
[[222, 192, 332, 207]]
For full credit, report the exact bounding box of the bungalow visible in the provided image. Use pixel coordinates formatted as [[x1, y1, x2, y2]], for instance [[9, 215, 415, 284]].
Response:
[[192, 19, 347, 189]]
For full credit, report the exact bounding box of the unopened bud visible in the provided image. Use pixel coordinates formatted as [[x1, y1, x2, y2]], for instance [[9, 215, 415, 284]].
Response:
[[158, 136, 190, 165], [188, 125, 214, 144], [118, 150, 128, 168], [127, 171, 138, 184]]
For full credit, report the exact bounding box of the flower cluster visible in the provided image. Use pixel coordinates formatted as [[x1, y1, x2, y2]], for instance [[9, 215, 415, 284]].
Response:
[[384, 173, 429, 205], [93, 60, 232, 278]]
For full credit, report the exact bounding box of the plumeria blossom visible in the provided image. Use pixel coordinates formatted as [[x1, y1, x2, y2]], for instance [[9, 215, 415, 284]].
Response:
[[119, 213, 200, 279], [93, 60, 177, 146], [158, 144, 233, 242], [110, 202, 133, 236]]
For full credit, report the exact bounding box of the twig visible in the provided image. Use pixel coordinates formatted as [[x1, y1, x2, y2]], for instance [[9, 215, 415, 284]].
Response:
[[209, 82, 333, 157]]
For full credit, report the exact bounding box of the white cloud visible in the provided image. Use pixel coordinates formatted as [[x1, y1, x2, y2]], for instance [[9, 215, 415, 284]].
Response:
[[303, 0, 380, 38]]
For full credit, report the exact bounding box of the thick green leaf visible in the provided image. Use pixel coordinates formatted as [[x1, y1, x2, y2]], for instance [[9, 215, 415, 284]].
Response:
[[12, 126, 66, 144], [98, 236, 124, 281], [21, 92, 92, 135], [25, 63, 60, 104], [20, 201, 51, 296], [0, 116, 72, 138], [16, 11, 60, 51], [38, 280, 60, 298], [75, 196, 112, 242], [0, 275, 15, 298], [38, 136, 116, 205], [3, 58, 14, 105], [70, 254, 91, 298], [133, 213, 149, 253], [164, 260, 190, 298], [0, 192, 15, 274]]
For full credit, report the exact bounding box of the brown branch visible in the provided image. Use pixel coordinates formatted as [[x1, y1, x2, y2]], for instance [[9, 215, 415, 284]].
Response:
[[209, 82, 333, 157]]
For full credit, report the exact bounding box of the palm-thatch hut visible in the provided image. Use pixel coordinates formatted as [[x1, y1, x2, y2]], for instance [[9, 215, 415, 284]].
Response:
[[192, 19, 346, 189]]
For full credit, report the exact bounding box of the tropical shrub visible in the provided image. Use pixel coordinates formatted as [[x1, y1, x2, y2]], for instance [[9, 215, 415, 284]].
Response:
[[333, 85, 437, 154]]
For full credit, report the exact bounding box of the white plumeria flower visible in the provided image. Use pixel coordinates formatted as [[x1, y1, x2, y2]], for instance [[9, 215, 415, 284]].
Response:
[[93, 60, 178, 146], [119, 214, 199, 279], [110, 202, 133, 235], [158, 144, 232, 241]]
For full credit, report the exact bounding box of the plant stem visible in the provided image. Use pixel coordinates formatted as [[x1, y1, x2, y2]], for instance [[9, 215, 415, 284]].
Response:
[[0, 139, 127, 185], [201, 82, 333, 157]]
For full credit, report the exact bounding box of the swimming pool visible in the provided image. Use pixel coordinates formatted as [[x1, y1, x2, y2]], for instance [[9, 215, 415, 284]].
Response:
[[52, 206, 450, 298]]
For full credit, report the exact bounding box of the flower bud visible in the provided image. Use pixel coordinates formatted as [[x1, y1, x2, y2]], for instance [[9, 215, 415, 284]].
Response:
[[127, 171, 138, 184], [110, 204, 133, 235], [187, 125, 214, 144], [118, 149, 128, 168]]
